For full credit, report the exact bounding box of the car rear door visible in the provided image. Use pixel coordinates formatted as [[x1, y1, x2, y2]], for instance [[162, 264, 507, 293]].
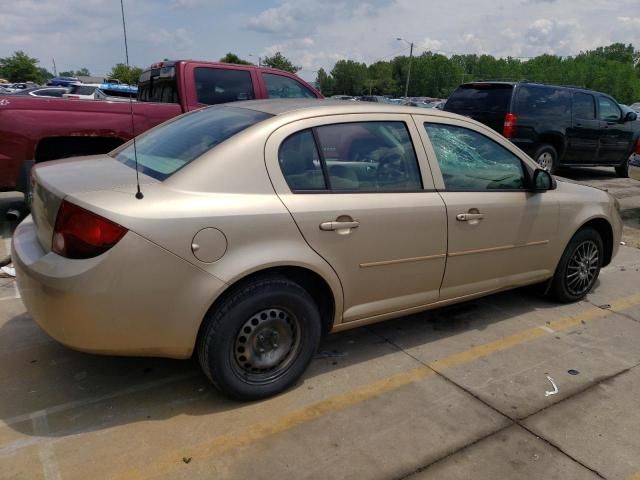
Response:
[[264, 114, 447, 324], [597, 95, 633, 164], [565, 92, 599, 164], [414, 115, 559, 300]]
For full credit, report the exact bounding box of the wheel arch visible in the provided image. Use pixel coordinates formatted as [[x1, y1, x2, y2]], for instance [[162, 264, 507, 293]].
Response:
[[577, 217, 614, 267], [196, 265, 340, 353], [536, 132, 565, 160]]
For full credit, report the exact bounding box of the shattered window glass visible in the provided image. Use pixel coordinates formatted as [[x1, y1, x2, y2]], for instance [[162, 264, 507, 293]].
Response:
[[424, 123, 525, 191]]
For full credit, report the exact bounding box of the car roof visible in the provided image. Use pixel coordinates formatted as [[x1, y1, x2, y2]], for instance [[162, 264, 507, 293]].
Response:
[[232, 98, 458, 118]]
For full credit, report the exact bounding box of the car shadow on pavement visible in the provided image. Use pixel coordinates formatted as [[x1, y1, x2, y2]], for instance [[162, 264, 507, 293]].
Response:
[[0, 285, 569, 441]]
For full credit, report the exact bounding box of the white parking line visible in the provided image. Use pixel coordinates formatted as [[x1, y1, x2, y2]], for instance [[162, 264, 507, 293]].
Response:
[[31, 411, 62, 480]]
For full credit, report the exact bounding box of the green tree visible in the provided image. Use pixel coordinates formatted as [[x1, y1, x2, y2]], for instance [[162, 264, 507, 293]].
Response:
[[262, 52, 301, 73], [0, 51, 44, 83], [315, 68, 334, 96], [75, 67, 91, 76], [331, 60, 368, 95], [108, 63, 144, 85], [219, 53, 252, 65]]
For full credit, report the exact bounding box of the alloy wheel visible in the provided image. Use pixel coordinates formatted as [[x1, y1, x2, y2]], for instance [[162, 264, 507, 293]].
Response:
[[537, 152, 554, 171], [565, 240, 599, 296]]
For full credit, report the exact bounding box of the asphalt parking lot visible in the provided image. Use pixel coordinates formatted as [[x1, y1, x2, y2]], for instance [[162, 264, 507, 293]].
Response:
[[1, 166, 640, 480]]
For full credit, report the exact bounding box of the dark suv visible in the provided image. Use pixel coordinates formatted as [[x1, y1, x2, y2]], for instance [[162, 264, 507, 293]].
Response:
[[444, 82, 640, 175]]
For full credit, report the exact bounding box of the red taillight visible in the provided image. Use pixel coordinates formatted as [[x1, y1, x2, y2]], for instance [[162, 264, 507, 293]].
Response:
[[635, 138, 640, 155], [503, 112, 517, 139], [52, 200, 127, 259]]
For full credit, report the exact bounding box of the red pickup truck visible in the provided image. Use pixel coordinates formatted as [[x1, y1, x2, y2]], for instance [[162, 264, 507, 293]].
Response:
[[0, 60, 321, 192]]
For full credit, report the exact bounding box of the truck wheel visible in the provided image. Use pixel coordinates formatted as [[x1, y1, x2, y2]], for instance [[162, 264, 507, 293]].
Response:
[[615, 157, 630, 178], [534, 144, 558, 174], [550, 228, 603, 303], [197, 276, 321, 401]]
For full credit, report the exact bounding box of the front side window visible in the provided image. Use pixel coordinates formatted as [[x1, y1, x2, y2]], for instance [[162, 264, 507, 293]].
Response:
[[263, 73, 316, 99], [195, 68, 255, 105], [573, 93, 595, 119], [424, 123, 525, 191], [279, 122, 422, 192], [112, 106, 272, 180], [598, 96, 622, 122]]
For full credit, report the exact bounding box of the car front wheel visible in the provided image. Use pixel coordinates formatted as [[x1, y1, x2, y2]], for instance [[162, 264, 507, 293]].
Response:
[[550, 227, 603, 303], [197, 276, 321, 401]]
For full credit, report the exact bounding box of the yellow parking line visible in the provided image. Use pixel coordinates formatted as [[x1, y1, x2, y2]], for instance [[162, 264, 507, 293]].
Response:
[[113, 293, 640, 479]]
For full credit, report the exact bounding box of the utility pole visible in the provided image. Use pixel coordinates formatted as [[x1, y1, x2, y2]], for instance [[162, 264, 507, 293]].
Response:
[[397, 38, 414, 98], [52, 58, 57, 76]]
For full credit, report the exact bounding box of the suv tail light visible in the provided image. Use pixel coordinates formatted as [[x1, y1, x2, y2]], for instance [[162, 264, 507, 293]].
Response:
[[635, 138, 640, 155], [503, 112, 517, 139], [52, 200, 127, 259]]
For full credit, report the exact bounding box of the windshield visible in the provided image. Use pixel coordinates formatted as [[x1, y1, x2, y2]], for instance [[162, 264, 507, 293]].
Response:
[[111, 106, 272, 180]]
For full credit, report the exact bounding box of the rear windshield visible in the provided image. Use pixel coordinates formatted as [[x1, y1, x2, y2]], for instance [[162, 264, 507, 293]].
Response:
[[138, 65, 178, 103], [111, 106, 272, 180], [445, 84, 513, 113]]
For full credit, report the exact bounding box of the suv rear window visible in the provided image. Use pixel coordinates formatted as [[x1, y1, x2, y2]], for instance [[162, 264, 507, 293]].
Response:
[[445, 84, 513, 113], [112, 106, 272, 180], [515, 85, 570, 116]]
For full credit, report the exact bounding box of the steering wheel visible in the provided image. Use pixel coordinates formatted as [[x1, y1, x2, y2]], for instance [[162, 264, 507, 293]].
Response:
[[376, 151, 406, 184]]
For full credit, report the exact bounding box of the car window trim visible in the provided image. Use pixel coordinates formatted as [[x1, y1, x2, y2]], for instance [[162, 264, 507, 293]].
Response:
[[310, 128, 332, 190], [262, 72, 316, 98]]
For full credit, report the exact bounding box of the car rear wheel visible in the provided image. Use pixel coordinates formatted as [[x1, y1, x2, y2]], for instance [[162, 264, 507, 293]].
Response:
[[615, 158, 629, 178], [550, 227, 603, 303], [534, 144, 558, 174], [197, 276, 321, 401]]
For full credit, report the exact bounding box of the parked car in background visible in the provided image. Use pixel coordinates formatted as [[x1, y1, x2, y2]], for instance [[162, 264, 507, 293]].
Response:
[[3, 83, 33, 93], [359, 95, 390, 103], [63, 83, 103, 100], [330, 95, 356, 101], [0, 60, 321, 192], [444, 82, 640, 176], [47, 76, 80, 87], [630, 102, 640, 113], [431, 100, 446, 110], [0, 86, 10, 95], [15, 100, 621, 400], [11, 87, 69, 98]]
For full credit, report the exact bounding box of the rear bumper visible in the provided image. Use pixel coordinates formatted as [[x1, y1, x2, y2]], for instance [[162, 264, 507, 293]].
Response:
[[13, 215, 226, 359]]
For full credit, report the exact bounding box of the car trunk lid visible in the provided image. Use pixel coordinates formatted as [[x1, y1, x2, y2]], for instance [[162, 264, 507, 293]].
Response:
[[30, 154, 159, 252]]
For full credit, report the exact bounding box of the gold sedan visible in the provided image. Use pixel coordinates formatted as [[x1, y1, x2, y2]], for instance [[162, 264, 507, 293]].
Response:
[[13, 100, 622, 400]]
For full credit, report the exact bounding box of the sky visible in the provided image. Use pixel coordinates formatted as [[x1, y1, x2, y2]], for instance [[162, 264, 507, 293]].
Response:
[[1, 0, 639, 81]]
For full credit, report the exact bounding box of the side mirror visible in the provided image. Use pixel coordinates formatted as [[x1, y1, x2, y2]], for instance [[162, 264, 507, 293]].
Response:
[[624, 111, 638, 122], [532, 169, 552, 192]]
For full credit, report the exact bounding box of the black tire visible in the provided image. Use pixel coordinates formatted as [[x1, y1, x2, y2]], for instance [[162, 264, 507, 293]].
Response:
[[197, 276, 321, 401], [615, 157, 629, 178], [533, 144, 558, 174], [550, 228, 603, 303]]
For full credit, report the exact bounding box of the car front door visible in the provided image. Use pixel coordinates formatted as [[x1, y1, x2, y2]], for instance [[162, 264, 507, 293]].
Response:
[[565, 92, 599, 164], [415, 116, 560, 300], [597, 95, 634, 164], [264, 115, 447, 323]]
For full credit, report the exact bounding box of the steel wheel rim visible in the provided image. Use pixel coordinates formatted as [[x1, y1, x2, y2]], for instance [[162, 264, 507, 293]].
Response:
[[537, 152, 553, 171], [232, 308, 302, 384], [566, 240, 599, 296]]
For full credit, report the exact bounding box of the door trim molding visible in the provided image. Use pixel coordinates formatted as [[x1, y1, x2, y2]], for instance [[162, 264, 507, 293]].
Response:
[[448, 240, 549, 258], [360, 253, 446, 268]]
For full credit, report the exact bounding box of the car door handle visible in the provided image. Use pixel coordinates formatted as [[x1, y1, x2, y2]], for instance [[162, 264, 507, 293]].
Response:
[[456, 213, 484, 221], [320, 220, 360, 231]]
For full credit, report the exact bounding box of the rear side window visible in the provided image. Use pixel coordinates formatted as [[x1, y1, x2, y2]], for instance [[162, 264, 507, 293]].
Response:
[[573, 93, 595, 119], [279, 122, 422, 192], [515, 85, 570, 116], [195, 68, 255, 105], [69, 85, 98, 95], [112, 106, 272, 180], [424, 123, 525, 191], [263, 74, 316, 99], [445, 84, 513, 113]]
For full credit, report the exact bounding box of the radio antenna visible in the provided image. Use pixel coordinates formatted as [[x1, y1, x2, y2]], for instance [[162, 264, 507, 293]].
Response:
[[120, 0, 143, 199]]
